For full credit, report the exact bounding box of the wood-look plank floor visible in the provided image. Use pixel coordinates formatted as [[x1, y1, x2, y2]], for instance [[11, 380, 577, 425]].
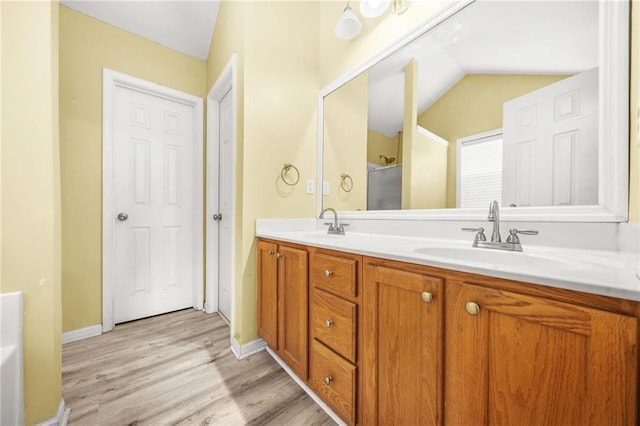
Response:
[[62, 309, 335, 426]]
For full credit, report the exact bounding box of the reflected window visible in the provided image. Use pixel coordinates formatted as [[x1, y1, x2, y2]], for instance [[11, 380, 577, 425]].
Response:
[[457, 131, 503, 209]]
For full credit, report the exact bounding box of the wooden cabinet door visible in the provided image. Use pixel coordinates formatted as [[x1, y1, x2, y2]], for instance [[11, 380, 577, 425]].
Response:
[[445, 282, 638, 425], [257, 240, 278, 349], [362, 263, 444, 425], [277, 244, 309, 379]]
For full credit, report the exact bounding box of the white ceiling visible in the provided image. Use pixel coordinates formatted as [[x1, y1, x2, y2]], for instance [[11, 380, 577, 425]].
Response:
[[367, 1, 599, 137], [61, 0, 220, 61]]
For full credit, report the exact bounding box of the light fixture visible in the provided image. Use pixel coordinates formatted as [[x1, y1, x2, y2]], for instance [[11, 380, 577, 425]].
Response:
[[393, 0, 411, 15], [335, 2, 362, 40], [360, 0, 391, 18]]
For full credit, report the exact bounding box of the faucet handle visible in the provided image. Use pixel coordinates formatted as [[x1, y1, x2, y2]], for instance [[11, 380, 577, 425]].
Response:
[[462, 227, 487, 242], [336, 223, 348, 235], [323, 222, 335, 230], [511, 229, 538, 235], [506, 228, 539, 244]]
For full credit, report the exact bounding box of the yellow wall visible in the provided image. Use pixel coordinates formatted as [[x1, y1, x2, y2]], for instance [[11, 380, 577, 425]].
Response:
[[418, 74, 568, 208], [367, 130, 399, 166], [411, 128, 448, 209], [324, 72, 368, 211], [1, 1, 62, 423], [207, 1, 319, 344], [59, 6, 206, 331], [399, 60, 447, 209], [630, 1, 639, 224], [401, 59, 417, 209]]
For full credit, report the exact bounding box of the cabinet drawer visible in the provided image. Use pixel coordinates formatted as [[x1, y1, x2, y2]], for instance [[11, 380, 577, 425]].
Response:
[[309, 340, 356, 425], [311, 288, 357, 363], [311, 252, 357, 298]]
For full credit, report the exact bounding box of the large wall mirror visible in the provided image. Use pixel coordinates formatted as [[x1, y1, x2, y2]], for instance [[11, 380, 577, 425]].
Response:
[[318, 0, 629, 221]]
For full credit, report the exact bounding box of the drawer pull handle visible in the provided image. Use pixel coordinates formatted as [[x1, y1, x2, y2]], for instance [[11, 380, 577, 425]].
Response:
[[465, 302, 480, 315], [421, 291, 433, 303], [267, 250, 274, 256], [324, 376, 333, 385], [324, 319, 333, 328], [324, 269, 333, 277], [276, 253, 284, 259]]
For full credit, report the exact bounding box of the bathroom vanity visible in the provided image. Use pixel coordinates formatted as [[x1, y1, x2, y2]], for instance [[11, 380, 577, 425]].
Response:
[[256, 231, 639, 425], [255, 0, 637, 423]]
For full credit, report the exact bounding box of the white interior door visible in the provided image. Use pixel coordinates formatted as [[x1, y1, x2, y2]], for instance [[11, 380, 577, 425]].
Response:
[[502, 68, 598, 207], [113, 85, 196, 324], [217, 89, 233, 321], [206, 58, 236, 325]]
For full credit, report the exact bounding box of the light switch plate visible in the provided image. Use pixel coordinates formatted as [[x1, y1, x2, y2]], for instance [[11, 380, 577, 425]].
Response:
[[306, 179, 314, 194], [323, 181, 330, 195]]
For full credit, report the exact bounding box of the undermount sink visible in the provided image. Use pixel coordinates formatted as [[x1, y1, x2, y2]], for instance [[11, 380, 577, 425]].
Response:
[[413, 246, 576, 270]]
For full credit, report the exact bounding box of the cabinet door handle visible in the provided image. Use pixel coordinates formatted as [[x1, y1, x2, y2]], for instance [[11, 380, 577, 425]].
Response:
[[324, 319, 333, 328], [421, 291, 433, 303], [465, 301, 480, 315], [324, 376, 333, 385], [267, 250, 274, 256], [276, 253, 283, 259], [324, 269, 333, 277]]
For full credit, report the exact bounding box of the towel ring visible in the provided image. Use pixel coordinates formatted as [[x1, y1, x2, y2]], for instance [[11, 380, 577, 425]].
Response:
[[281, 163, 300, 186], [340, 173, 353, 193]]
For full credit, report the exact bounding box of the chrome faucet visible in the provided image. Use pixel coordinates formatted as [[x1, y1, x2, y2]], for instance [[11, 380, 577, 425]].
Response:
[[461, 200, 538, 251], [488, 200, 501, 242], [320, 208, 346, 235]]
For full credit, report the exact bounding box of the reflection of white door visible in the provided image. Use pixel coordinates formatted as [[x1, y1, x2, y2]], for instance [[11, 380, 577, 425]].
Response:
[[502, 68, 598, 207], [113, 85, 196, 324], [218, 89, 233, 320]]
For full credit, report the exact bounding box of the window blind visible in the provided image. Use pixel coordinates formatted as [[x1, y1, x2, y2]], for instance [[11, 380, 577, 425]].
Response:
[[459, 136, 502, 208]]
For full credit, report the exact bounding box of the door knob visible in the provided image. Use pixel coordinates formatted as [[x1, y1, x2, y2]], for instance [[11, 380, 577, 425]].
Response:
[[465, 302, 480, 315], [213, 213, 222, 221], [324, 269, 333, 277], [324, 376, 333, 385], [324, 319, 333, 328], [421, 291, 433, 303], [117, 212, 128, 221]]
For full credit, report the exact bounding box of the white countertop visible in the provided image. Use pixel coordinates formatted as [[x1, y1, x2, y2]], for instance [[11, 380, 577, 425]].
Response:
[[257, 225, 640, 302]]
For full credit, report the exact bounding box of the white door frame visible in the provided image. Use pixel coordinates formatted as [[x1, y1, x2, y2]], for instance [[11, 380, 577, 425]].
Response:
[[205, 55, 237, 334], [102, 68, 204, 332]]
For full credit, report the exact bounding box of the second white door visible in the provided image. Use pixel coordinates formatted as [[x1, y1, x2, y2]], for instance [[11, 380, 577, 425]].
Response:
[[217, 89, 233, 320], [113, 85, 196, 324]]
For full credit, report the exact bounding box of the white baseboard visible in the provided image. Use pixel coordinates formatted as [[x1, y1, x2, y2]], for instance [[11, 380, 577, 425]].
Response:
[[36, 398, 69, 426], [266, 347, 347, 426], [230, 336, 266, 360], [61, 324, 102, 344], [203, 302, 216, 314]]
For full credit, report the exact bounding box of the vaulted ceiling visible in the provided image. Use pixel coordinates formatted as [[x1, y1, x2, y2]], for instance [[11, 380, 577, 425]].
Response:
[[367, 1, 598, 137], [60, 0, 220, 60]]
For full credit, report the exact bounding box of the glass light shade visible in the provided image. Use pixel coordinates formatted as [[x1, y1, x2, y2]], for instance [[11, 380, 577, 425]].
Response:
[[335, 6, 362, 40], [360, 0, 391, 18]]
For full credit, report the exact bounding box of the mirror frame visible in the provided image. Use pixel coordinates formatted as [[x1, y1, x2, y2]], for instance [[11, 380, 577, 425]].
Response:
[[317, 0, 629, 222]]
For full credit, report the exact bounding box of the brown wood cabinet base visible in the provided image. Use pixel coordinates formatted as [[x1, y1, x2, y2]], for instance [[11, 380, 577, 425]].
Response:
[[258, 239, 640, 425]]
